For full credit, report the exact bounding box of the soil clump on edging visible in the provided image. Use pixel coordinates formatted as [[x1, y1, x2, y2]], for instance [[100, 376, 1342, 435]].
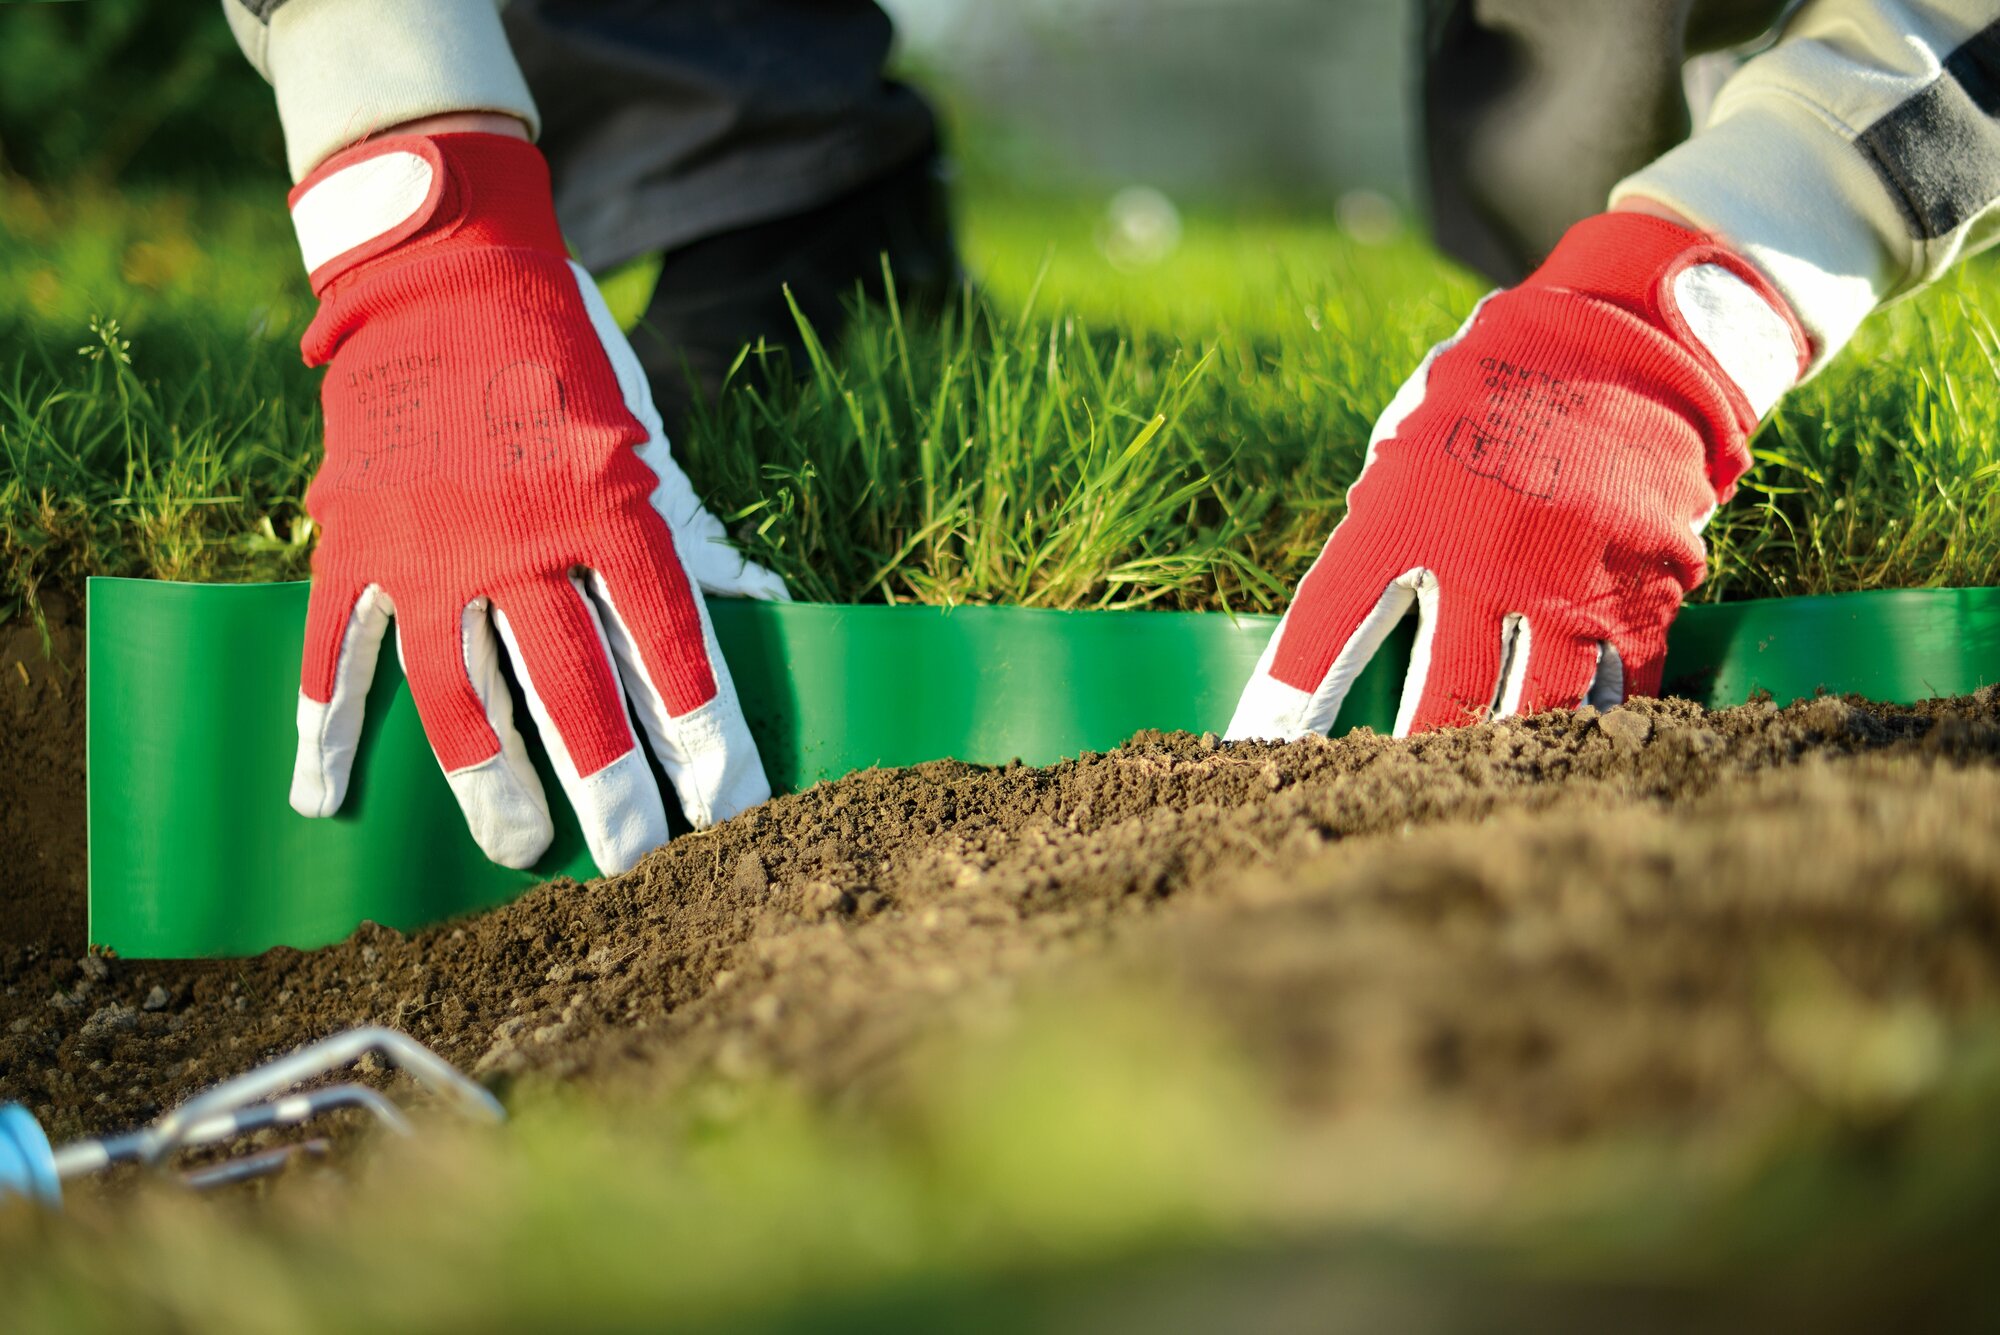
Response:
[[5, 613, 1999, 1155]]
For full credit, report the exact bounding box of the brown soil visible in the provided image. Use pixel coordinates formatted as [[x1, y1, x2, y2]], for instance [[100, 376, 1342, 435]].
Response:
[[4, 603, 2000, 1162], [0, 593, 86, 958]]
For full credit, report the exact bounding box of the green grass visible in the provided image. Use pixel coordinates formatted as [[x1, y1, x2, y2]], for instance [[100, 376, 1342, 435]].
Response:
[[5, 179, 1999, 629], [0, 181, 319, 623]]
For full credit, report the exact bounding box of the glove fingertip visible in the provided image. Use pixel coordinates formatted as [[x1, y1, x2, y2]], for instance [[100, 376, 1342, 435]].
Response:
[[288, 755, 341, 820], [748, 567, 792, 603], [446, 753, 557, 871], [685, 742, 773, 829], [1225, 672, 1315, 742], [570, 748, 670, 875], [291, 689, 352, 818]]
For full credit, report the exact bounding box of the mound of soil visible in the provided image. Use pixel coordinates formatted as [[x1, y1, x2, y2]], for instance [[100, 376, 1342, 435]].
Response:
[[5, 604, 1999, 1159]]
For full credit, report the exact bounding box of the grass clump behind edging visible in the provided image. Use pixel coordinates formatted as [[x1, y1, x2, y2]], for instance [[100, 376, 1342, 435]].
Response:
[[0, 315, 317, 629], [4, 185, 2000, 630], [1706, 277, 2000, 600], [678, 269, 1289, 612]]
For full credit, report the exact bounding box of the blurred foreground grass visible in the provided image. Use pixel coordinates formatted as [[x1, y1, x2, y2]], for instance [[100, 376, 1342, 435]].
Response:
[[5, 179, 1999, 626], [9, 978, 2000, 1332]]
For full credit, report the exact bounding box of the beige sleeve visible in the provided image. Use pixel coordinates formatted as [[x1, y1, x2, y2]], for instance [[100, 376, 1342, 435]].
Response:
[[1614, 0, 2000, 374], [223, 0, 540, 182]]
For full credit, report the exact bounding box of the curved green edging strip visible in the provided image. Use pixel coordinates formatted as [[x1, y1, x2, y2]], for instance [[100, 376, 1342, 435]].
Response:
[[87, 580, 1999, 958]]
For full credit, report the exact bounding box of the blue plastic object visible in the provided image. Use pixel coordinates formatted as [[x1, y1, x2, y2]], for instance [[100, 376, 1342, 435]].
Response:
[[0, 1103, 60, 1206]]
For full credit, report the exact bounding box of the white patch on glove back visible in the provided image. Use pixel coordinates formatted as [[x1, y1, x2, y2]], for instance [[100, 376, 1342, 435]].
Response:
[[290, 151, 435, 276], [1672, 263, 1800, 419]]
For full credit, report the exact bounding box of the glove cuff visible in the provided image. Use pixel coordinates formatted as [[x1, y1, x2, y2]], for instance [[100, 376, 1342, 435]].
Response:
[[1527, 212, 1811, 434], [287, 133, 566, 296]]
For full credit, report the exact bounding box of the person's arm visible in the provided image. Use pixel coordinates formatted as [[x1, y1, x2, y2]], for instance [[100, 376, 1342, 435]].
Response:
[[1615, 0, 2000, 371], [221, 0, 539, 180], [1231, 0, 2000, 743]]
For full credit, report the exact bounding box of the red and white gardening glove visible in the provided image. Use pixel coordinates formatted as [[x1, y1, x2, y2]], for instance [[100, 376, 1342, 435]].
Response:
[[1229, 211, 1809, 741], [286, 132, 787, 874]]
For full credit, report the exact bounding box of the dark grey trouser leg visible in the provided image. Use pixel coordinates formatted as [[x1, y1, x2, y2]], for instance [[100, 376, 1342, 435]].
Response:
[[637, 148, 960, 430], [504, 0, 941, 272], [1421, 0, 1794, 283]]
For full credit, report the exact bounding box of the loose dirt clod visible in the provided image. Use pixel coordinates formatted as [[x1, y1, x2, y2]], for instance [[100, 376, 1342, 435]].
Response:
[[5, 606, 2000, 1167], [1596, 706, 1651, 749]]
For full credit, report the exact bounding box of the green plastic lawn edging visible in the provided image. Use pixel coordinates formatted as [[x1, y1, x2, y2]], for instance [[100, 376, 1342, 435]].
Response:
[[87, 579, 2000, 958]]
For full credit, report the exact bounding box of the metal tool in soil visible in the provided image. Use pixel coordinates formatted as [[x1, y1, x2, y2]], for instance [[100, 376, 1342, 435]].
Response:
[[0, 1026, 503, 1206]]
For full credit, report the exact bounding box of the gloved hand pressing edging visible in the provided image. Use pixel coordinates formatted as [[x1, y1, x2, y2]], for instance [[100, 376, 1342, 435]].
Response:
[[285, 132, 787, 875], [1230, 211, 1809, 741]]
